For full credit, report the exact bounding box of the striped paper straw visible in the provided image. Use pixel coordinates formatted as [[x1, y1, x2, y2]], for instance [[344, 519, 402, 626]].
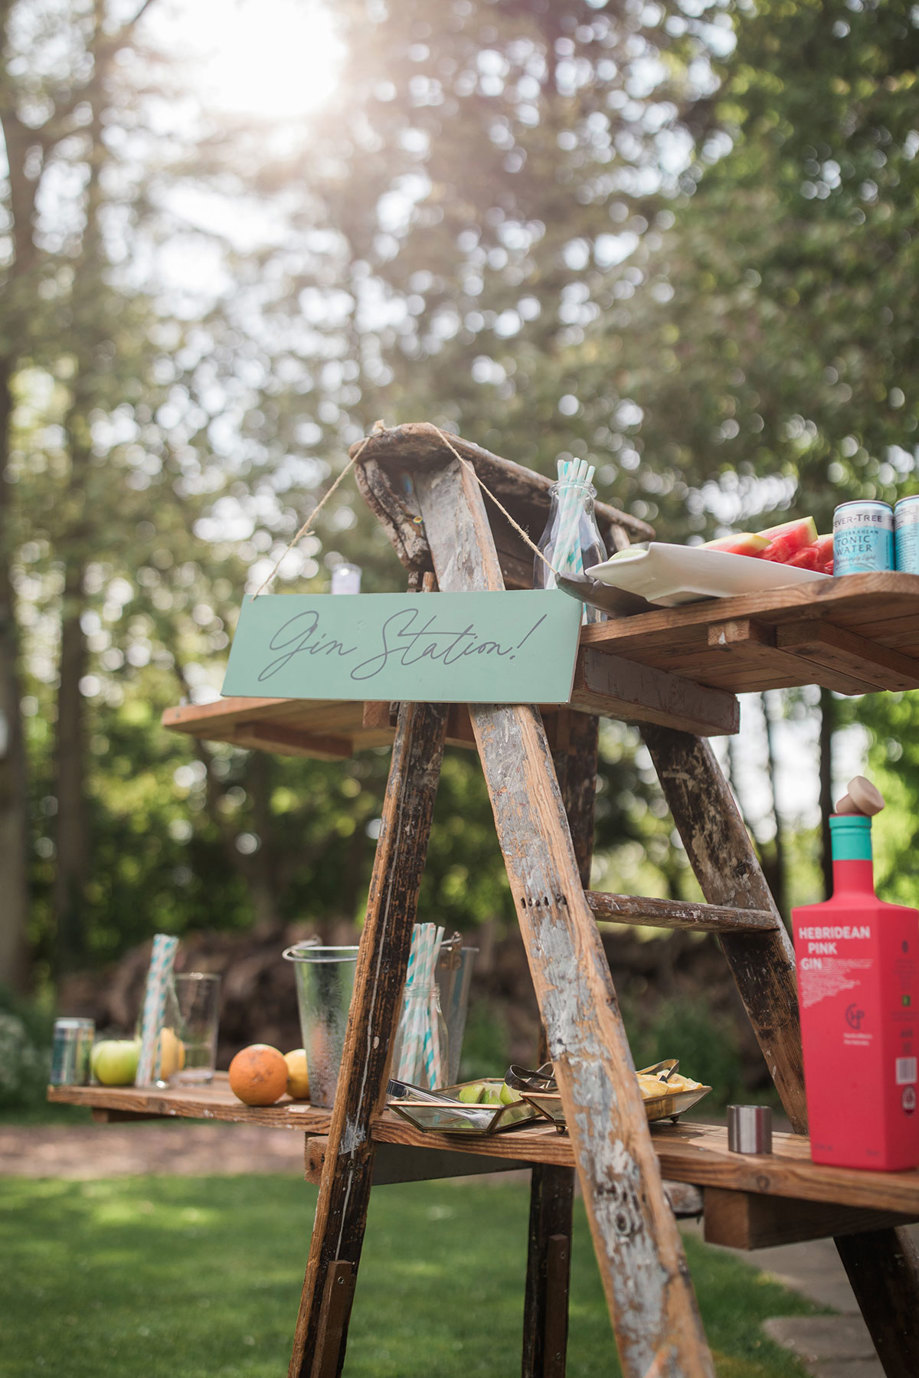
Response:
[[547, 459, 599, 623], [419, 926, 437, 1088], [135, 934, 179, 1087], [395, 926, 422, 1083], [429, 924, 445, 1086], [396, 922, 448, 1089], [557, 458, 591, 575], [553, 459, 582, 577], [412, 926, 432, 1084]]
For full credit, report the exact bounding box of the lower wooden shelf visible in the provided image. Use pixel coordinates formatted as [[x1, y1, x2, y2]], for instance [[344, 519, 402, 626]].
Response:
[[48, 1079, 919, 1230], [48, 1077, 334, 1132]]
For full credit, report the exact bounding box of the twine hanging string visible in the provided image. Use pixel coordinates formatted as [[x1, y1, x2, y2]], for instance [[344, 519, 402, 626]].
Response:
[[251, 424, 384, 598], [251, 419, 564, 595]]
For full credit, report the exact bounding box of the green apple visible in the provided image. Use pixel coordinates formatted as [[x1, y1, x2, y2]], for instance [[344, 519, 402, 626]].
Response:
[[499, 1082, 518, 1106], [91, 1038, 140, 1086], [457, 1082, 485, 1103]]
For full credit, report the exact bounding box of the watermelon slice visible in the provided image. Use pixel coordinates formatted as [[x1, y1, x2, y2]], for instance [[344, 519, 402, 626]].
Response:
[[786, 543, 821, 570], [756, 516, 818, 564], [700, 532, 769, 557], [787, 533, 833, 573], [694, 517, 829, 570]]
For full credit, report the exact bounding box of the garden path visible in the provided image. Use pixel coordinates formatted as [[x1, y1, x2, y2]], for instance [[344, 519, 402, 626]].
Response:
[[1, 1119, 306, 1177]]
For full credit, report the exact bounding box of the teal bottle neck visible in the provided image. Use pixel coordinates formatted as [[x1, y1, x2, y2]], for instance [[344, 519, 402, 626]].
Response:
[[829, 814, 873, 862], [829, 814, 875, 896]]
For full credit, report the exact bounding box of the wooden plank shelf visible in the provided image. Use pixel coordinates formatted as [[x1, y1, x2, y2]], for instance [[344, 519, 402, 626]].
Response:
[[701, 1187, 918, 1251], [161, 697, 395, 761], [48, 1076, 334, 1133], [162, 670, 738, 749], [581, 572, 919, 698], [161, 575, 919, 762], [48, 1081, 919, 1218], [161, 698, 630, 755]]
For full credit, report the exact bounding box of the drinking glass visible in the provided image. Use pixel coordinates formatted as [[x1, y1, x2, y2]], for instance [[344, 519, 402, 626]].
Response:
[[170, 973, 220, 1086]]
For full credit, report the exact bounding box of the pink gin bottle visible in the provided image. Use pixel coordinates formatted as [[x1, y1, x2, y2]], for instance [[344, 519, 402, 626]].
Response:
[[792, 783, 919, 1171]]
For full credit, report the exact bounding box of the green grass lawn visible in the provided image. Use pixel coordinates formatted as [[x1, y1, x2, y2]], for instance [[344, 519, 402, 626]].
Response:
[[0, 1174, 821, 1377]]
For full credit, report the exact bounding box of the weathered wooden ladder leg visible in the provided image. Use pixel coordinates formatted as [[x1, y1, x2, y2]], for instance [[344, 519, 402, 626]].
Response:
[[288, 697, 449, 1378], [522, 712, 598, 1378], [415, 455, 715, 1378], [644, 724, 919, 1378]]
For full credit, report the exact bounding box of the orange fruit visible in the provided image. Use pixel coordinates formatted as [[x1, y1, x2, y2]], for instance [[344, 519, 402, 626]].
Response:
[[228, 1043, 288, 1106]]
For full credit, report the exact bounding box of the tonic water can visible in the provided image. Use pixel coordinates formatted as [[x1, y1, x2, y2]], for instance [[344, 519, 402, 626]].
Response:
[[894, 496, 919, 574], [50, 1017, 95, 1085], [833, 500, 894, 575]]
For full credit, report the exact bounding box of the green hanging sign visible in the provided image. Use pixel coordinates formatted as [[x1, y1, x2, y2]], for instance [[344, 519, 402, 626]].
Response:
[[222, 590, 582, 704]]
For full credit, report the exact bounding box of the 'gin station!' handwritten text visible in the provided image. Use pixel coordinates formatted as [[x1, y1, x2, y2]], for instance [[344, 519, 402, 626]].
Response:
[[257, 606, 549, 685]]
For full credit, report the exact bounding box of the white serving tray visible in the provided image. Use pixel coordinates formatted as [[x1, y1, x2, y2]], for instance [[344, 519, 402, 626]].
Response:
[[586, 543, 829, 607]]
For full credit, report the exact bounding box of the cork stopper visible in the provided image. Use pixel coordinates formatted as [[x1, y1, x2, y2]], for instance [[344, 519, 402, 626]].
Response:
[[834, 775, 885, 817]]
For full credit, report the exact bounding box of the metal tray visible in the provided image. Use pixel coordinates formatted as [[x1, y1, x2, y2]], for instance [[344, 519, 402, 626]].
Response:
[[387, 1078, 547, 1135], [520, 1085, 711, 1130], [518, 1063, 712, 1131]]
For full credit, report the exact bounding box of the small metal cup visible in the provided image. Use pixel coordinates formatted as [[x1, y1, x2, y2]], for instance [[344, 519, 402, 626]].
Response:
[[50, 1017, 95, 1085], [727, 1104, 772, 1154]]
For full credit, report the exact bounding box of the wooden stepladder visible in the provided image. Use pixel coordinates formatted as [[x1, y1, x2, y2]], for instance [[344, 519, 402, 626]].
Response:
[[288, 425, 919, 1378]]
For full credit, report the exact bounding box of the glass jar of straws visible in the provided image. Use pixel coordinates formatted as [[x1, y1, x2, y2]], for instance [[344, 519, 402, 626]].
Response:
[[391, 922, 450, 1090], [391, 979, 449, 1091], [533, 460, 607, 623]]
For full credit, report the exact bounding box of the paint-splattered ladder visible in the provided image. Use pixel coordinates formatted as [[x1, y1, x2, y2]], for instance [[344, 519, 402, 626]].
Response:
[[288, 424, 919, 1378]]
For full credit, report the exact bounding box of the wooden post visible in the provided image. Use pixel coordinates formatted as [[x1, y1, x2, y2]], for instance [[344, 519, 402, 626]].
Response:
[[835, 1227, 919, 1378], [522, 711, 596, 1378], [523, 1165, 575, 1378], [641, 725, 808, 1132], [414, 455, 715, 1378], [288, 697, 448, 1378]]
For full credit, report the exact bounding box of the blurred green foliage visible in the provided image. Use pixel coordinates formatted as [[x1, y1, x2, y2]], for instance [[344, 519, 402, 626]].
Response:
[[3, 0, 919, 996], [455, 998, 514, 1082], [0, 986, 52, 1114], [625, 994, 751, 1113]]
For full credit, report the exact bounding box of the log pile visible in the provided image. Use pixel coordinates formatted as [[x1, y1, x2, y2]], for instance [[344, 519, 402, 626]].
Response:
[[58, 922, 767, 1088]]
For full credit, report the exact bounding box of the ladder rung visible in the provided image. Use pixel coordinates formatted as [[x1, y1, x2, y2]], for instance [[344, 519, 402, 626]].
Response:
[[585, 890, 780, 933]]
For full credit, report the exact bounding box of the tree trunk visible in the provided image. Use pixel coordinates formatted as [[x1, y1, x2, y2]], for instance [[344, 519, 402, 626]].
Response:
[[0, 358, 32, 993], [247, 751, 282, 934], [0, 14, 43, 994], [52, 562, 90, 976], [50, 14, 109, 979]]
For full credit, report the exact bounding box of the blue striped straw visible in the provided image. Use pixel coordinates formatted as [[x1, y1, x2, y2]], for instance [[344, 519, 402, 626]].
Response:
[[136, 934, 179, 1086], [430, 924, 445, 1085], [554, 458, 596, 580], [410, 925, 431, 1084], [420, 925, 438, 1088], [556, 462, 579, 576], [395, 926, 421, 1081]]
